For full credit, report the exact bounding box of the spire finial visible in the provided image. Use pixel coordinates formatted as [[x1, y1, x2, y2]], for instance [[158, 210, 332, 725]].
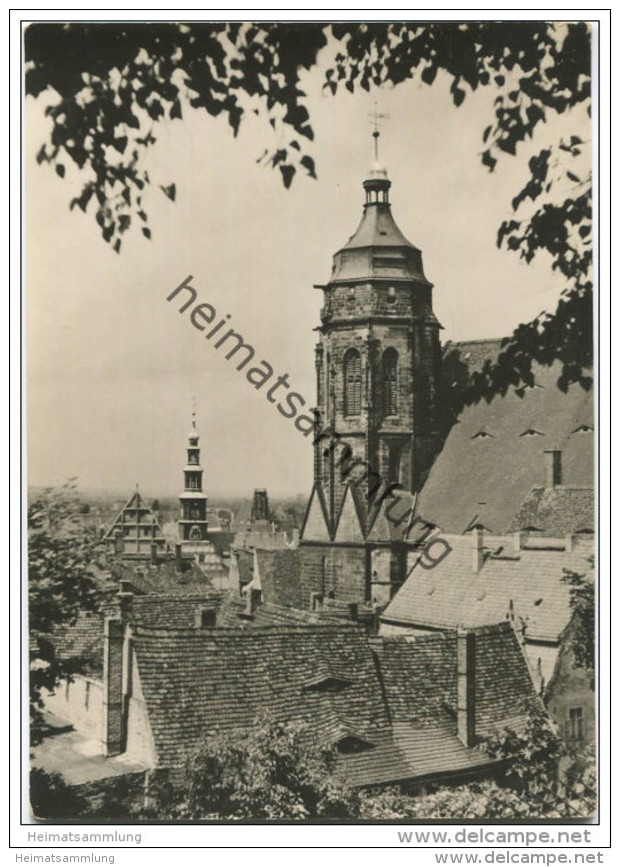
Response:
[[370, 100, 389, 163], [191, 396, 197, 430]]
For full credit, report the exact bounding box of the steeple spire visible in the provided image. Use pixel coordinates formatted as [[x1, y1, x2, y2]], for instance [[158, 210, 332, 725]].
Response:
[[364, 102, 391, 204], [370, 100, 389, 164]]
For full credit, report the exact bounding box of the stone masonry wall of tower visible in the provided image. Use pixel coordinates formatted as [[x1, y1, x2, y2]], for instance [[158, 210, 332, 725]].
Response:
[[312, 162, 442, 532]]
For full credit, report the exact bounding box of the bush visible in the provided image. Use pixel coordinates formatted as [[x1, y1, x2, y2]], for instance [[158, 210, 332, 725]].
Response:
[[30, 769, 87, 819]]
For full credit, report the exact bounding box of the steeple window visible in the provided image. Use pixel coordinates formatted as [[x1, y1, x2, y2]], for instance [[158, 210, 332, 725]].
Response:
[[343, 349, 362, 416], [383, 348, 399, 416]]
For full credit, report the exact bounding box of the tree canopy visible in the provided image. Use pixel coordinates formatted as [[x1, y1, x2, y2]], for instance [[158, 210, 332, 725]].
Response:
[[28, 485, 105, 744], [562, 562, 596, 671], [25, 21, 593, 393]]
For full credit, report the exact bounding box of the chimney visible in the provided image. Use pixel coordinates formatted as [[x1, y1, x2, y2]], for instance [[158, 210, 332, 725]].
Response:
[[512, 531, 525, 554], [472, 527, 485, 573], [249, 587, 262, 614], [150, 542, 158, 566], [565, 533, 575, 553], [456, 628, 476, 748], [102, 618, 125, 756], [175, 543, 183, 573], [544, 449, 562, 488], [118, 578, 133, 595]]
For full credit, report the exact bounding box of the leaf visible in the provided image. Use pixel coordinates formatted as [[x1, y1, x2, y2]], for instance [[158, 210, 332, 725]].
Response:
[[567, 171, 580, 183], [300, 155, 316, 179], [421, 64, 437, 85], [481, 150, 497, 172], [170, 99, 183, 120], [160, 184, 176, 202], [279, 164, 295, 189], [142, 227, 151, 239], [55, 164, 65, 178], [453, 87, 465, 107]]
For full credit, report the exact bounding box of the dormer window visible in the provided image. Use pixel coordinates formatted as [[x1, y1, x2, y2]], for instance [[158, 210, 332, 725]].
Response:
[[471, 431, 494, 440], [520, 429, 544, 438], [335, 735, 375, 754], [572, 424, 593, 434], [195, 607, 216, 628], [302, 674, 353, 694]]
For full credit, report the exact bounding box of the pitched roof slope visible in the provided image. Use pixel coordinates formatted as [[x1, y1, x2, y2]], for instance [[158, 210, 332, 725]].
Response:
[[131, 621, 537, 786], [382, 534, 594, 643], [131, 623, 387, 770], [255, 549, 303, 608], [509, 487, 595, 535], [418, 347, 593, 534]]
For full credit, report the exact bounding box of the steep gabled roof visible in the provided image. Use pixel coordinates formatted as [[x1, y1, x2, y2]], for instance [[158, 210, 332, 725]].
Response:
[[131, 621, 537, 786], [418, 347, 594, 534], [103, 490, 172, 556], [300, 483, 331, 541], [115, 560, 215, 594], [131, 623, 386, 770], [255, 548, 303, 609], [381, 533, 594, 643], [509, 487, 595, 536], [43, 611, 105, 678]]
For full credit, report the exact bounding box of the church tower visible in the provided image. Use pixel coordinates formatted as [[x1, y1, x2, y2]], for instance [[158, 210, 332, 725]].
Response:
[[178, 412, 209, 545], [298, 131, 442, 605], [311, 134, 442, 533]]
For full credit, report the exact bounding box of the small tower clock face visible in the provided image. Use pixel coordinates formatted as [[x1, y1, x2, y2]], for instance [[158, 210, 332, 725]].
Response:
[[189, 525, 203, 541]]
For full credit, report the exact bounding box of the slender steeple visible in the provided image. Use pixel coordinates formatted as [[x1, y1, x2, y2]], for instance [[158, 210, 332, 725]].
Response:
[[178, 406, 209, 543]]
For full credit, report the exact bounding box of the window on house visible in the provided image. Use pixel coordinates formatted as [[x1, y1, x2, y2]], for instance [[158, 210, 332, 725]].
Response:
[[343, 349, 362, 416], [335, 735, 374, 754], [471, 431, 494, 440], [519, 429, 544, 437], [388, 443, 401, 485], [565, 706, 584, 740], [382, 348, 398, 415], [200, 609, 217, 628]]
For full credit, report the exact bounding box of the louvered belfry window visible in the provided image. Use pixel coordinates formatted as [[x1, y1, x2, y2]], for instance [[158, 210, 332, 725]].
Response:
[[344, 349, 362, 416], [383, 348, 399, 415]]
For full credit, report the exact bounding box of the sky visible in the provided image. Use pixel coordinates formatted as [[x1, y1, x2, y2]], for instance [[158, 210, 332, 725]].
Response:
[[25, 28, 591, 499]]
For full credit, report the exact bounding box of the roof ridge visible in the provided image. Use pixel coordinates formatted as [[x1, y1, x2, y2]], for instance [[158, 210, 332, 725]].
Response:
[[133, 622, 361, 638]]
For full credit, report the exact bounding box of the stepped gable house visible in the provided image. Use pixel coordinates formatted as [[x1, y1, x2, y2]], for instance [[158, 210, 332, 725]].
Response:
[[297, 139, 593, 607], [103, 489, 171, 561]]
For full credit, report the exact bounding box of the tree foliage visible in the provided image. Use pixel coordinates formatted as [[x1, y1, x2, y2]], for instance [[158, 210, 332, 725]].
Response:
[[28, 484, 105, 744], [25, 21, 592, 391], [29, 769, 88, 819], [562, 562, 595, 671], [485, 698, 565, 791], [144, 714, 359, 819], [359, 780, 530, 819]]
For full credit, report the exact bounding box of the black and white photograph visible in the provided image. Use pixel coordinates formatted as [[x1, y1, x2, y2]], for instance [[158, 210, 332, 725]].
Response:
[[14, 10, 609, 852]]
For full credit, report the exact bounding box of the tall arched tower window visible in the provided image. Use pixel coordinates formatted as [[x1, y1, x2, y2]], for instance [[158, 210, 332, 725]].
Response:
[[343, 349, 362, 416], [383, 348, 399, 416]]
